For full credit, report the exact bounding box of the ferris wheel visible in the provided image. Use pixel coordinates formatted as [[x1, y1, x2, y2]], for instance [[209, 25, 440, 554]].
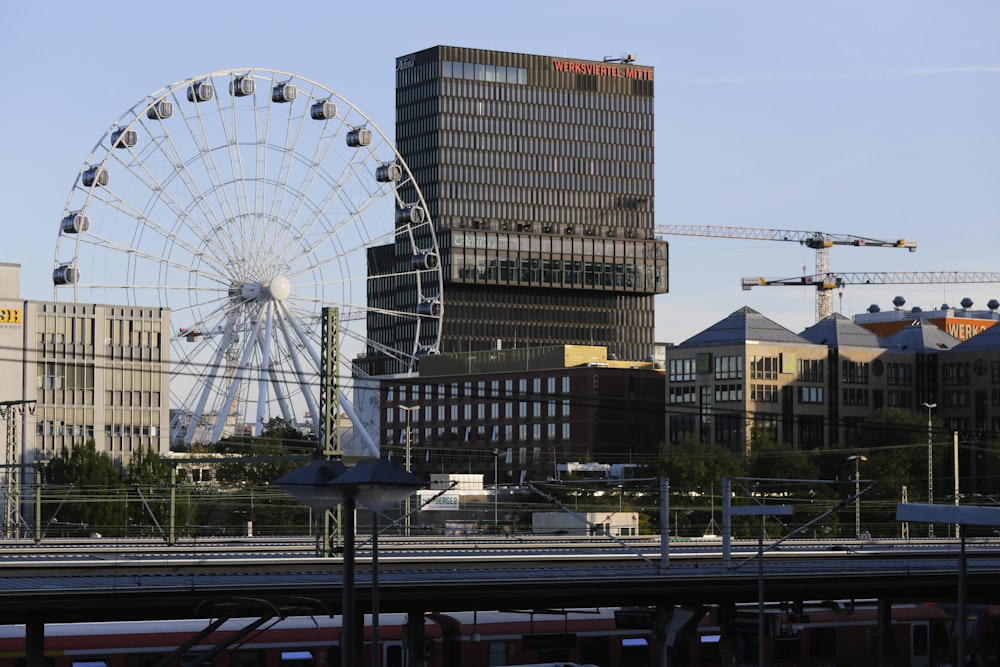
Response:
[[53, 68, 443, 445]]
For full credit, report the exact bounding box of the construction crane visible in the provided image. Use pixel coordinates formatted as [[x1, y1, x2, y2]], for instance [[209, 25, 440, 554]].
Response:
[[742, 270, 1000, 292], [655, 225, 917, 321]]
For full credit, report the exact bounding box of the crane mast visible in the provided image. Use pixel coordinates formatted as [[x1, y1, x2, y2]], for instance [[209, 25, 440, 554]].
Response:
[[655, 225, 917, 321]]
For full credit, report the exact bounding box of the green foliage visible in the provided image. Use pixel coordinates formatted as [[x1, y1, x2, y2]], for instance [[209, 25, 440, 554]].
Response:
[[649, 435, 742, 494], [747, 436, 822, 490], [125, 447, 194, 537], [44, 439, 125, 536], [214, 418, 310, 486]]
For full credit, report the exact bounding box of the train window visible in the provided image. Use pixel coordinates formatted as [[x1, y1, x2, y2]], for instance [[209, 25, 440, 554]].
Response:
[[579, 636, 611, 667], [987, 617, 1000, 652], [125, 654, 164, 667], [280, 650, 314, 667], [620, 637, 649, 667], [487, 641, 506, 666], [932, 622, 950, 654], [809, 627, 836, 659], [72, 661, 108, 667], [230, 649, 266, 667], [385, 644, 403, 667], [912, 624, 929, 657], [773, 636, 801, 661]]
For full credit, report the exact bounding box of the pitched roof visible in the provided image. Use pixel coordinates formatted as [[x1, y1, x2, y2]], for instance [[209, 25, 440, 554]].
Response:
[[886, 320, 960, 352], [678, 306, 810, 347], [952, 322, 1000, 351], [800, 313, 894, 349]]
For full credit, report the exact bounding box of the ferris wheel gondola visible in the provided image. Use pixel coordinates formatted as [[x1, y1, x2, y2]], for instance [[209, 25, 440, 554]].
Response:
[[53, 68, 442, 445]]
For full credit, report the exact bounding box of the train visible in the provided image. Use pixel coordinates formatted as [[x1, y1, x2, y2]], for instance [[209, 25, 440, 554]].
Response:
[[0, 602, 970, 667]]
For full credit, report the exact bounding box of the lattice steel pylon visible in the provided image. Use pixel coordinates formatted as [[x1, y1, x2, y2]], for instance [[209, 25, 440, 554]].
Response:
[[0, 400, 35, 538], [318, 307, 341, 556]]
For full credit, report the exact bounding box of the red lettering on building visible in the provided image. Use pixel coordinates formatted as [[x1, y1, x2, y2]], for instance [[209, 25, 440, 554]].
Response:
[[552, 60, 652, 81]]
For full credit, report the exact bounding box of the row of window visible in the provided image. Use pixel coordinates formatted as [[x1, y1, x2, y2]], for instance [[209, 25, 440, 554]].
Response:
[[390, 422, 571, 444], [388, 377, 572, 405], [450, 230, 663, 258], [433, 190, 653, 230], [452, 255, 663, 292], [438, 94, 654, 134], [438, 77, 653, 111], [390, 399, 572, 424], [441, 60, 529, 85], [433, 144, 654, 180]]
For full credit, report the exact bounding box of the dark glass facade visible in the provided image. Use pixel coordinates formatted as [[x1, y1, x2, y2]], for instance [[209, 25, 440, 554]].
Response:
[[373, 46, 667, 362]]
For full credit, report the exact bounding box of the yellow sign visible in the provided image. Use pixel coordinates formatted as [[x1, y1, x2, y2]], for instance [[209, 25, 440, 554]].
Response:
[[0, 308, 22, 324]]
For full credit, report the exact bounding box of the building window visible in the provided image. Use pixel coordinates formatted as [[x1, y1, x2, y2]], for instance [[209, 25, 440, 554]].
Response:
[[797, 359, 824, 382], [751, 415, 779, 442], [943, 390, 970, 407], [669, 358, 696, 382], [669, 386, 697, 404], [714, 384, 743, 402], [842, 387, 869, 406], [798, 386, 824, 404], [842, 361, 869, 385], [799, 416, 824, 447], [714, 355, 743, 380], [886, 389, 912, 408], [750, 356, 778, 380], [750, 384, 778, 402], [942, 363, 970, 386], [714, 414, 742, 446], [887, 363, 913, 386]]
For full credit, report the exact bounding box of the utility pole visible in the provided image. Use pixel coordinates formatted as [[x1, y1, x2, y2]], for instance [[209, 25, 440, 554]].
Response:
[[400, 405, 419, 536], [923, 402, 937, 538], [0, 400, 35, 539]]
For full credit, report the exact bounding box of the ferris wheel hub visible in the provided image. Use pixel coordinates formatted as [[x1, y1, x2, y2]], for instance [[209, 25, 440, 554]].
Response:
[[236, 275, 291, 303], [264, 275, 291, 302]]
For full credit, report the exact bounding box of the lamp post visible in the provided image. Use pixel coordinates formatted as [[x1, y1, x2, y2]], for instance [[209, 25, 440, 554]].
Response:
[[276, 458, 426, 667], [847, 455, 868, 538], [400, 406, 419, 536], [923, 402, 937, 537], [729, 503, 794, 667]]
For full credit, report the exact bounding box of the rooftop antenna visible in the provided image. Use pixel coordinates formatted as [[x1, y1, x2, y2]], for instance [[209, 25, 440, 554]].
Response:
[[603, 53, 637, 63]]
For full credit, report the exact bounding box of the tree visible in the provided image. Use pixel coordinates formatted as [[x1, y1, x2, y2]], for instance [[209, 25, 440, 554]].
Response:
[[649, 436, 742, 495], [846, 408, 931, 536], [44, 439, 125, 536], [125, 446, 193, 539]]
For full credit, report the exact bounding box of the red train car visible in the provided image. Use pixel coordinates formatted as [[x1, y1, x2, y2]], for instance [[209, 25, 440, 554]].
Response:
[[0, 603, 955, 667]]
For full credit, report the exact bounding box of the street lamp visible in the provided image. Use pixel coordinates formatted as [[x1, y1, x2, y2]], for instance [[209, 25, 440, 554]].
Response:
[[729, 503, 794, 667], [923, 402, 937, 537], [847, 455, 868, 538], [276, 458, 426, 667]]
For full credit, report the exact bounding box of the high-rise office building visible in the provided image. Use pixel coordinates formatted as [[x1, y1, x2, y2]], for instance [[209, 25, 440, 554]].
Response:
[[366, 46, 667, 370]]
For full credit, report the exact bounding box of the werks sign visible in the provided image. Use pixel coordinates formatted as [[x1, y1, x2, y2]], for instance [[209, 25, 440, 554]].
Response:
[[552, 60, 653, 80]]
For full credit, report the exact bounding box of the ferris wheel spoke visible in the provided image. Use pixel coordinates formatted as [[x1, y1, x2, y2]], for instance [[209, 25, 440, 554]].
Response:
[[103, 131, 233, 269], [55, 69, 443, 443], [179, 313, 238, 445], [255, 303, 277, 434], [274, 303, 319, 431], [210, 305, 266, 443], [77, 184, 238, 278]]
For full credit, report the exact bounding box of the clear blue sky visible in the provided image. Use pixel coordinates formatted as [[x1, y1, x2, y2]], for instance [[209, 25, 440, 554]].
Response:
[[2, 0, 997, 345]]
